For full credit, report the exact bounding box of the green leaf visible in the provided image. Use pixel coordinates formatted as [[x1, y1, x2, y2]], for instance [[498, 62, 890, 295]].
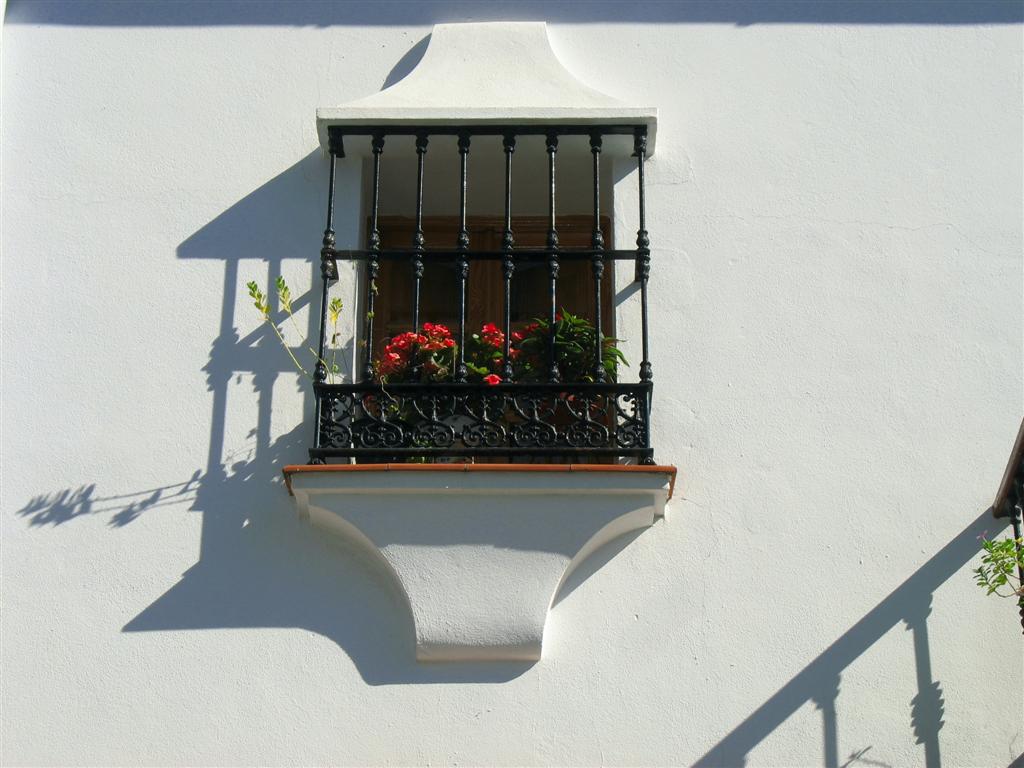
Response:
[[329, 297, 344, 325], [275, 276, 293, 313]]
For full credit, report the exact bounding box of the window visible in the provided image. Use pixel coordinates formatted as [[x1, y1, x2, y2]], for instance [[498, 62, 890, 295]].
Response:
[[310, 125, 654, 465]]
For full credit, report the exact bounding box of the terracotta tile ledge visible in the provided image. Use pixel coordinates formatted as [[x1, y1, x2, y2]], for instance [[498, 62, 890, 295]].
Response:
[[283, 463, 677, 499]]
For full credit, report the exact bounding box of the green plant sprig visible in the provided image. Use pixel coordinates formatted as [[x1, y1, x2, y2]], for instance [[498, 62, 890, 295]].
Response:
[[975, 535, 1024, 599], [514, 309, 627, 383], [247, 278, 344, 384], [328, 296, 344, 380]]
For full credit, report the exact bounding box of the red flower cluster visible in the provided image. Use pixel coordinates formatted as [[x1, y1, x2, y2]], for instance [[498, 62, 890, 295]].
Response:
[[377, 330, 421, 376], [375, 315, 619, 386], [480, 322, 504, 349], [375, 311, 623, 388], [376, 323, 455, 380], [421, 322, 456, 351]]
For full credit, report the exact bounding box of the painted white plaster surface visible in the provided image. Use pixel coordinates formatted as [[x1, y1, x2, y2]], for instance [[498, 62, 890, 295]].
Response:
[[316, 22, 657, 152], [2, 4, 1022, 766], [288, 469, 671, 661]]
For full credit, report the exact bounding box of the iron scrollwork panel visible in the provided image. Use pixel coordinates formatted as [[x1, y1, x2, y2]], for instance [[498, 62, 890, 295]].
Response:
[[314, 384, 651, 458]]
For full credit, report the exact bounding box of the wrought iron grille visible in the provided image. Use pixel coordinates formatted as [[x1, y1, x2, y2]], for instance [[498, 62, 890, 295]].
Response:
[[310, 124, 655, 464]]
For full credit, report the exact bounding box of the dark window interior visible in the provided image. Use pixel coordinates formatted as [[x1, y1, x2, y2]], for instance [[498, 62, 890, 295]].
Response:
[[371, 215, 612, 355]]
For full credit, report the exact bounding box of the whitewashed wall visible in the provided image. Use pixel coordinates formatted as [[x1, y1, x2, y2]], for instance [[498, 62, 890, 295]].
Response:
[[2, 3, 1021, 766]]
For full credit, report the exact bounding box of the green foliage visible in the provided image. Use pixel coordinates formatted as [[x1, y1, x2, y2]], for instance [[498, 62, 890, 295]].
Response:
[[464, 329, 504, 379], [247, 281, 270, 317], [514, 310, 627, 383], [329, 297, 344, 325], [275, 276, 293, 314], [246, 276, 344, 384], [974, 535, 1024, 599]]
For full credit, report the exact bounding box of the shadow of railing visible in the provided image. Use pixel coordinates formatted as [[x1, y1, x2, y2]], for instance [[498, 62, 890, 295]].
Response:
[[694, 509, 1008, 768], [143, 150, 536, 685]]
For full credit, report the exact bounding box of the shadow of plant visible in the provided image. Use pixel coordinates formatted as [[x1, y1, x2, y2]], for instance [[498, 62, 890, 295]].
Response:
[[16, 471, 202, 528]]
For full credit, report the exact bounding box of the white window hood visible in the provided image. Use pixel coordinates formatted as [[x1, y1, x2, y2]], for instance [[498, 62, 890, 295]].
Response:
[[316, 22, 658, 154]]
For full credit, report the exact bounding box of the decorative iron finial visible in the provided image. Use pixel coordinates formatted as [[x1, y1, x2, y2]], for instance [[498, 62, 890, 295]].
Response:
[[327, 128, 345, 158], [632, 126, 647, 157]]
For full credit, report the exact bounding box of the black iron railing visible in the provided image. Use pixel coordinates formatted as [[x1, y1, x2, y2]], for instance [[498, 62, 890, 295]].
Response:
[[310, 123, 655, 464], [312, 382, 651, 462]]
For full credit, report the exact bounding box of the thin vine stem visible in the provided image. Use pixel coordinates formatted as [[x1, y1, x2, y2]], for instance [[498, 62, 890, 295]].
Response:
[[263, 317, 310, 379], [329, 313, 340, 384]]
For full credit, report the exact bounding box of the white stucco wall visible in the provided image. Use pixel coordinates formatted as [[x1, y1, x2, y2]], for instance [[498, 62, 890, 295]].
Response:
[[2, 3, 1021, 766]]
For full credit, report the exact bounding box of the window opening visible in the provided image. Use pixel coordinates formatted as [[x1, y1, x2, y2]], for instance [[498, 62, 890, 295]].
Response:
[[313, 124, 653, 465]]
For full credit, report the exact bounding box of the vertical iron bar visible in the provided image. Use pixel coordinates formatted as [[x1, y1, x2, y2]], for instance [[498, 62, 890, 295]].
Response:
[[412, 131, 428, 333], [634, 127, 654, 464], [502, 132, 516, 381], [590, 130, 606, 382], [313, 131, 342, 460], [546, 130, 560, 383], [456, 131, 470, 382], [634, 127, 651, 383], [362, 131, 384, 382], [1012, 483, 1024, 635]]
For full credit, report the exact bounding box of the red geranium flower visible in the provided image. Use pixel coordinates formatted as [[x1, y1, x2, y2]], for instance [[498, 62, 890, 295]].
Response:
[[483, 373, 502, 386], [480, 322, 504, 348]]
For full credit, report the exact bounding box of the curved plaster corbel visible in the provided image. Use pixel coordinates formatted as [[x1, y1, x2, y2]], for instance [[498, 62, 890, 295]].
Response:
[[286, 466, 675, 662]]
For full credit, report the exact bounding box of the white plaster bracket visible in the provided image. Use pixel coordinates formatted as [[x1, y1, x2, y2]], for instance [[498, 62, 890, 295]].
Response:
[[285, 465, 676, 662]]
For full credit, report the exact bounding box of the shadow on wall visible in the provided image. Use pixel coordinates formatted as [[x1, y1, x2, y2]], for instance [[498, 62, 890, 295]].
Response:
[[150, 150, 536, 685], [13, 146, 1018, 756], [693, 508, 1010, 768], [16, 151, 540, 684], [11, 128, 643, 684], [6, 0, 1022, 27]]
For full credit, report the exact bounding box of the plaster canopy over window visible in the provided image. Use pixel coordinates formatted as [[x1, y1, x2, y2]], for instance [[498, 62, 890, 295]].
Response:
[[316, 21, 658, 153]]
